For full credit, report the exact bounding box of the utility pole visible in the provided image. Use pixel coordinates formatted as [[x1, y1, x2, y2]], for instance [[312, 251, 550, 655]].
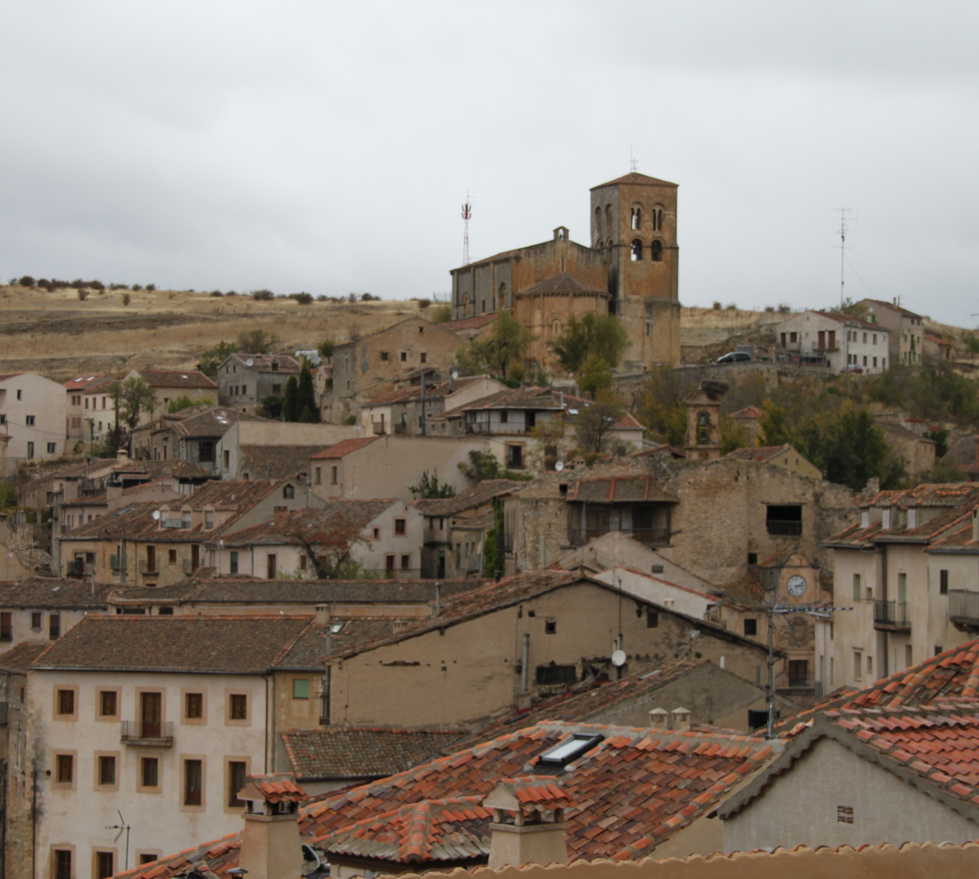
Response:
[[461, 194, 472, 266], [838, 208, 850, 308]]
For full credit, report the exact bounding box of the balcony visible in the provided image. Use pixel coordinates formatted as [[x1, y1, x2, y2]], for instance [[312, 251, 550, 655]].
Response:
[[873, 599, 910, 632], [949, 589, 979, 632], [120, 720, 174, 747], [568, 527, 671, 549]]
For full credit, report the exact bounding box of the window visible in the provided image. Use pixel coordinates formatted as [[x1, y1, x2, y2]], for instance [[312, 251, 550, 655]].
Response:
[[299, 554, 307, 571], [282, 484, 295, 499], [867, 654, 873, 676], [544, 618, 557, 634], [168, 548, 177, 565], [55, 753, 74, 784], [49, 614, 61, 639], [229, 551, 239, 575], [56, 688, 75, 717], [766, 504, 802, 536], [935, 645, 944, 656], [26, 415, 35, 426], [331, 466, 338, 485], [138, 855, 157, 866], [0, 612, 10, 641], [853, 649, 863, 680], [372, 527, 380, 539], [400, 554, 410, 570], [292, 679, 310, 700], [499, 410, 509, 424], [94, 852, 114, 879], [630, 206, 642, 230], [183, 759, 203, 806], [27, 441, 34, 459], [646, 608, 659, 628], [744, 618, 758, 637], [229, 693, 248, 721], [939, 569, 949, 595], [837, 805, 854, 824], [399, 351, 407, 362], [394, 518, 406, 535], [31, 611, 42, 630], [198, 439, 215, 463], [536, 664, 577, 685], [651, 240, 663, 261], [380, 351, 389, 361], [314, 467, 321, 485], [98, 690, 118, 718], [159, 607, 173, 615], [53, 849, 72, 879], [852, 572, 862, 602], [630, 239, 643, 261], [420, 352, 427, 363], [184, 692, 204, 720], [227, 760, 247, 807], [97, 755, 116, 786], [47, 442, 56, 454], [140, 757, 159, 788], [386, 554, 396, 573], [506, 444, 524, 469]]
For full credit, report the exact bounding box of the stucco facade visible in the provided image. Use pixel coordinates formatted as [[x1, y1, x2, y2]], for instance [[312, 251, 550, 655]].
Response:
[[0, 373, 68, 474], [775, 311, 889, 373]]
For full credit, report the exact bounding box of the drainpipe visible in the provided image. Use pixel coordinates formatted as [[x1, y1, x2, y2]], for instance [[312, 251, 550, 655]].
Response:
[[520, 633, 530, 695]]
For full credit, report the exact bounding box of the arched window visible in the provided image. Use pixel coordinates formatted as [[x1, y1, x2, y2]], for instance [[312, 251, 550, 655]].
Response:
[[551, 319, 562, 336], [604, 205, 612, 236], [697, 411, 712, 445], [652, 205, 664, 231], [283, 483, 295, 499], [651, 240, 663, 262], [607, 238, 614, 250], [630, 205, 642, 230], [631, 239, 643, 261]]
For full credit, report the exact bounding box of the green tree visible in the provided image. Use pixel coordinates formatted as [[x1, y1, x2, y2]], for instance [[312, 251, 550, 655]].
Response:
[[409, 471, 456, 498], [283, 376, 300, 421], [577, 353, 613, 399], [237, 329, 280, 354], [551, 313, 627, 374], [801, 407, 904, 491], [482, 499, 505, 580], [720, 416, 750, 454], [198, 341, 237, 378], [167, 396, 197, 413], [637, 366, 691, 446], [113, 377, 155, 433], [575, 393, 625, 454], [318, 339, 335, 359], [455, 311, 532, 382], [297, 366, 320, 422]]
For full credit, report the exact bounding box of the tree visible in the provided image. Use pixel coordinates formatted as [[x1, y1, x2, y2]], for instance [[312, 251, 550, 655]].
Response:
[[575, 393, 624, 454], [409, 471, 456, 499], [455, 311, 532, 382], [297, 366, 320, 422], [577, 353, 613, 399], [167, 396, 197, 413], [198, 341, 237, 378], [278, 513, 372, 579], [109, 376, 155, 453], [237, 329, 280, 354], [482, 499, 505, 580], [318, 339, 335, 360], [261, 395, 283, 419], [283, 376, 300, 421], [636, 366, 692, 446], [551, 313, 627, 374]]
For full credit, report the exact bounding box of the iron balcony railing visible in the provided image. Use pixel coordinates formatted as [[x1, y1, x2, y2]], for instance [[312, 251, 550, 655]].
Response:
[[949, 589, 979, 626], [873, 599, 910, 629], [120, 720, 174, 746]]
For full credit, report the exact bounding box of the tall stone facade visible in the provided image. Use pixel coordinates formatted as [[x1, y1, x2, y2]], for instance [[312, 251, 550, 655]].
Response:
[[450, 173, 681, 373]]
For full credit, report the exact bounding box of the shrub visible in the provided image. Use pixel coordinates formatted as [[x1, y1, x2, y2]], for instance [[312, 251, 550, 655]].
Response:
[[778, 303, 791, 313], [211, 290, 223, 297], [291, 292, 313, 305], [764, 305, 775, 312], [132, 284, 142, 291], [18, 275, 35, 287], [430, 304, 452, 323], [343, 414, 357, 425], [146, 284, 156, 291], [416, 298, 431, 309], [225, 290, 237, 297], [252, 289, 274, 301], [90, 280, 104, 291], [725, 302, 737, 310], [712, 301, 722, 310], [77, 289, 89, 301], [122, 293, 131, 306], [317, 294, 329, 301]]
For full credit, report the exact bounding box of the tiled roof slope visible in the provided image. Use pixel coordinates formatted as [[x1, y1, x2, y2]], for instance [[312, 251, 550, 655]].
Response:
[[775, 639, 979, 735], [116, 720, 778, 879], [167, 407, 268, 438], [720, 700, 979, 823], [316, 797, 491, 864], [0, 578, 113, 608], [438, 314, 496, 333], [568, 474, 677, 504], [309, 437, 379, 459], [281, 728, 466, 780], [31, 614, 314, 674], [0, 641, 51, 673], [219, 502, 395, 546], [415, 480, 526, 517], [274, 617, 421, 668], [239, 444, 329, 479], [136, 369, 217, 390], [516, 273, 609, 298], [725, 444, 792, 464]]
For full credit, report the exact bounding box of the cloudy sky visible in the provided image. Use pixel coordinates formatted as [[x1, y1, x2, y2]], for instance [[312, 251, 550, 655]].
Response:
[[2, 2, 977, 324]]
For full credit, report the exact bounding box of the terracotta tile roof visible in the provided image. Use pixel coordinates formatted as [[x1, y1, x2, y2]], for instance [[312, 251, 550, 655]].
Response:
[[808, 309, 886, 332], [721, 700, 979, 822], [0, 640, 51, 673], [591, 171, 678, 189], [859, 298, 924, 320], [64, 374, 106, 390], [316, 796, 491, 864], [459, 387, 567, 413], [239, 444, 323, 479], [515, 273, 609, 298], [165, 407, 268, 439], [275, 617, 421, 669], [415, 480, 526, 517], [732, 406, 764, 419], [309, 436, 380, 459], [80, 376, 118, 395], [775, 639, 979, 735], [0, 577, 113, 609], [230, 353, 301, 373], [135, 369, 217, 390], [31, 614, 314, 674], [219, 502, 396, 546], [567, 474, 678, 504], [281, 727, 466, 780], [438, 314, 496, 332], [238, 775, 307, 804]]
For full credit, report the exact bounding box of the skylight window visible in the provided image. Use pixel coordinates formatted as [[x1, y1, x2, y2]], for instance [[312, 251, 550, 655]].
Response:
[[537, 734, 603, 768]]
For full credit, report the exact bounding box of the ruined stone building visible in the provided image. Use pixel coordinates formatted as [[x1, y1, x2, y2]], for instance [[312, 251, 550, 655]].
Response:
[[450, 173, 682, 373]]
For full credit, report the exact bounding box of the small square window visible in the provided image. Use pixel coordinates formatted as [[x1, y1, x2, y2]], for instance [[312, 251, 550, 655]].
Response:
[[646, 608, 659, 628], [56, 688, 75, 717], [97, 755, 116, 787], [26, 415, 35, 426], [31, 612, 42, 630], [939, 569, 949, 595], [292, 679, 310, 700], [140, 757, 159, 788], [55, 753, 74, 784], [228, 760, 247, 807], [544, 618, 557, 634], [836, 805, 854, 824], [185, 692, 204, 720], [47, 442, 56, 454], [394, 518, 406, 535], [97, 690, 117, 718], [399, 351, 407, 362], [401, 554, 410, 570], [229, 693, 248, 721], [53, 850, 72, 879], [744, 618, 758, 637], [95, 851, 115, 879]]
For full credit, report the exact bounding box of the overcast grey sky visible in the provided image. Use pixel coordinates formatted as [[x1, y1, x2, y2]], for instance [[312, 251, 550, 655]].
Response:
[[2, 1, 977, 324]]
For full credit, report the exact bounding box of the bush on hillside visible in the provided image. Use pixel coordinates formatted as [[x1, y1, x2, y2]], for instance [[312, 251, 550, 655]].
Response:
[[252, 289, 274, 301]]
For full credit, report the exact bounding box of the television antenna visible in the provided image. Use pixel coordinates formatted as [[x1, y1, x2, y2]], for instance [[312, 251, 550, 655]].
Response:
[[106, 810, 132, 871], [838, 208, 851, 308], [461, 193, 472, 266]]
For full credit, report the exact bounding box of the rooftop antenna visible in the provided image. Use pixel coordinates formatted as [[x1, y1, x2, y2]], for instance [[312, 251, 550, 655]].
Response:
[[107, 810, 132, 871], [629, 147, 638, 172], [461, 193, 472, 265], [838, 208, 850, 308]]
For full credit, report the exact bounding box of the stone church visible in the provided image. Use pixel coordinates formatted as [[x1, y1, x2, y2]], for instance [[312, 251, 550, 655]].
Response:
[[449, 172, 681, 372]]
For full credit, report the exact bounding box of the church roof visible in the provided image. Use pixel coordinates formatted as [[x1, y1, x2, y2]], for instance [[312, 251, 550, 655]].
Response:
[[591, 172, 678, 190], [515, 273, 609, 298]]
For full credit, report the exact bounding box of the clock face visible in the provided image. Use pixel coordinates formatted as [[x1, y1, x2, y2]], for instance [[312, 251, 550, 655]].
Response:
[[787, 575, 807, 597]]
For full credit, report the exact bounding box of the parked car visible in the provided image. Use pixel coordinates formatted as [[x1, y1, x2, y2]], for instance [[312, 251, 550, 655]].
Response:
[[716, 351, 752, 364]]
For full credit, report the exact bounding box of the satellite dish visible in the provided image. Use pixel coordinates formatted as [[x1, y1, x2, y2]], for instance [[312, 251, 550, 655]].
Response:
[[611, 649, 626, 667], [245, 358, 254, 367], [151, 510, 161, 520], [554, 460, 565, 472]]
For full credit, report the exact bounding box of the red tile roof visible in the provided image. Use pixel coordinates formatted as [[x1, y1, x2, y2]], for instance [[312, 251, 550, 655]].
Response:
[[309, 436, 379, 459], [591, 172, 678, 189], [438, 314, 496, 333], [135, 369, 217, 390], [238, 775, 307, 804], [732, 406, 764, 419]]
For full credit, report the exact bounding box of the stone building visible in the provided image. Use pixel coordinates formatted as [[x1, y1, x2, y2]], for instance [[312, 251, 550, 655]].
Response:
[[216, 353, 301, 414], [857, 298, 924, 367], [775, 310, 889, 373], [450, 172, 681, 373]]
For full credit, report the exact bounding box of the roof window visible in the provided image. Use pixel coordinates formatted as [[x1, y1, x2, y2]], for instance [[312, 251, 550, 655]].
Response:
[[537, 733, 603, 770]]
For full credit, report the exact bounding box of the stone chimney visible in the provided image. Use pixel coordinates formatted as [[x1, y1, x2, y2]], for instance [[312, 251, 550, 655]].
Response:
[[483, 776, 571, 869], [237, 775, 307, 879], [648, 707, 669, 730], [671, 706, 692, 732]]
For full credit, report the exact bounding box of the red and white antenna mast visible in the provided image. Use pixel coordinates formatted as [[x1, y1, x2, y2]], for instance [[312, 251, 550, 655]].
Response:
[[461, 193, 472, 265]]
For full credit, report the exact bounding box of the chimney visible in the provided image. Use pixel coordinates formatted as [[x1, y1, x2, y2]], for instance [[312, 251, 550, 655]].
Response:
[[314, 604, 331, 626], [236, 775, 307, 879], [483, 777, 570, 870], [972, 508, 979, 543], [648, 707, 670, 730], [671, 707, 692, 732]]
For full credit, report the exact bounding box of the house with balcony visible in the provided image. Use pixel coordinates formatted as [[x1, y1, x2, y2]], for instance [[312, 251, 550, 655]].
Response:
[[774, 311, 889, 373], [820, 482, 979, 692], [857, 298, 924, 367], [27, 614, 318, 879]]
